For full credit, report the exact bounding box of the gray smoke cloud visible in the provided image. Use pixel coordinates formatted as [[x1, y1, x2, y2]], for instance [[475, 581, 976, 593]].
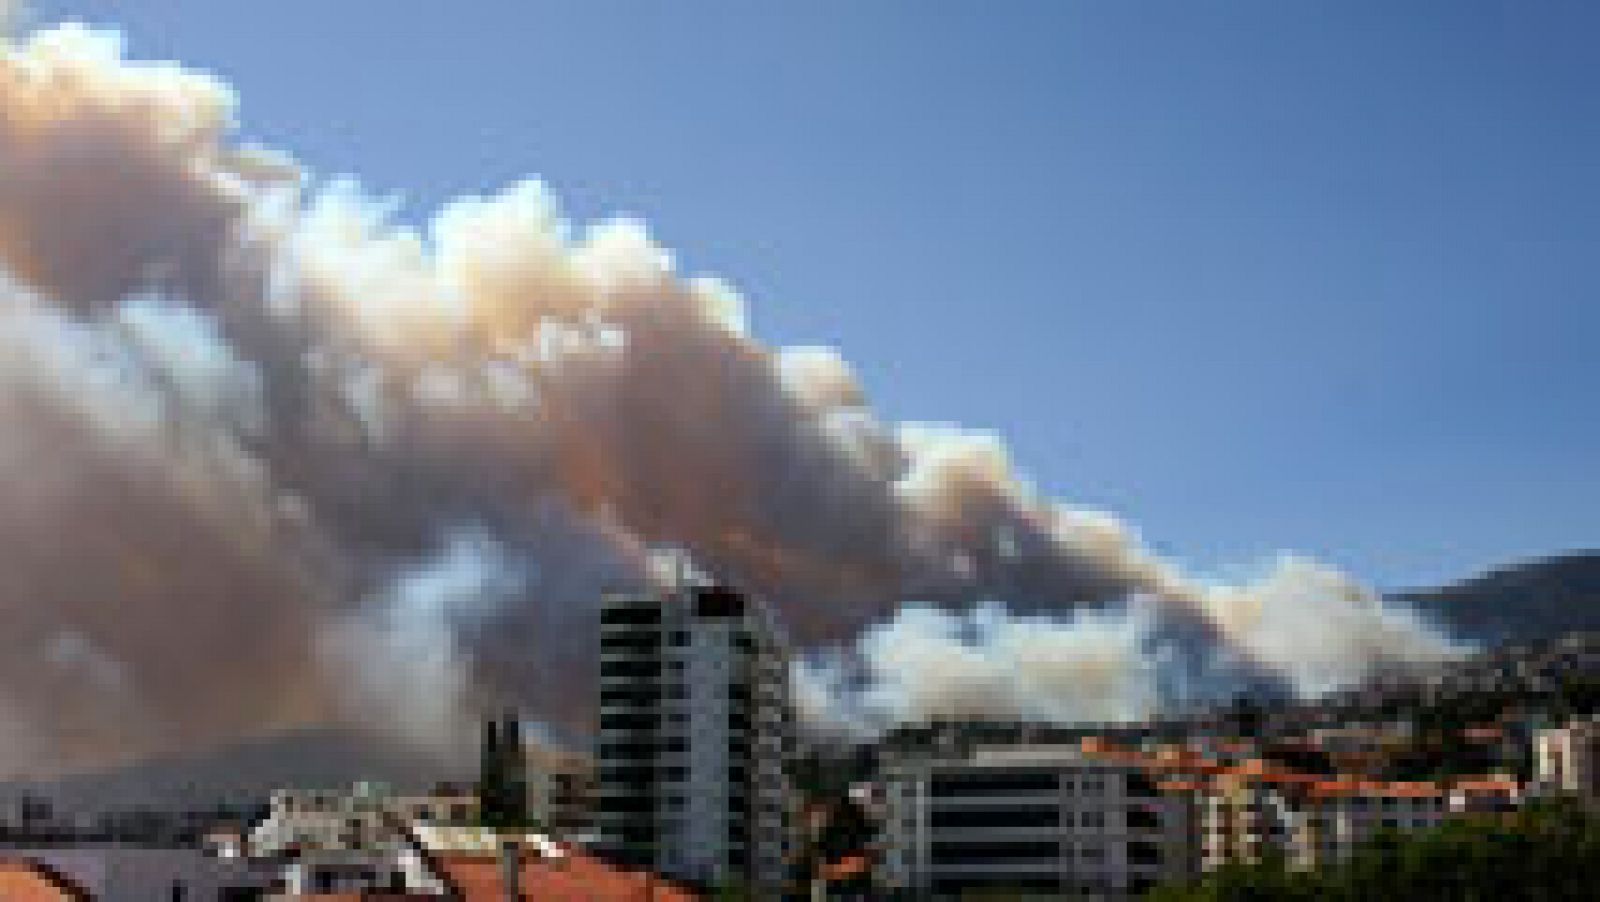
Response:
[[0, 21, 1462, 774]]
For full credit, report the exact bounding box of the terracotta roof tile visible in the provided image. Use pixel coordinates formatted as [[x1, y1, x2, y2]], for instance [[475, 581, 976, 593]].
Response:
[[433, 849, 700, 901], [0, 859, 93, 901], [822, 854, 870, 881], [1452, 779, 1520, 793]]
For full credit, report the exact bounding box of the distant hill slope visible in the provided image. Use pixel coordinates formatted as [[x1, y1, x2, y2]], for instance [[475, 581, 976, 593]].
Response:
[[0, 728, 471, 814], [1390, 550, 1600, 644], [7, 553, 1598, 814]]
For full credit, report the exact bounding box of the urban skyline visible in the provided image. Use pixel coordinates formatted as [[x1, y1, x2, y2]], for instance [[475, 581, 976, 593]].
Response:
[[0, 3, 1595, 898]]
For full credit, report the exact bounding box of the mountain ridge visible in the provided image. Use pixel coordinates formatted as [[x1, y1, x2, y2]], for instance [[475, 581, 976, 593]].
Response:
[[6, 551, 1598, 813], [1389, 550, 1600, 645], [0, 727, 469, 815]]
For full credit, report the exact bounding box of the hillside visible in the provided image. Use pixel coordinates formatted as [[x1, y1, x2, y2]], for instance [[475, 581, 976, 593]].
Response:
[[0, 728, 471, 815], [5, 553, 1597, 815], [1390, 550, 1600, 644]]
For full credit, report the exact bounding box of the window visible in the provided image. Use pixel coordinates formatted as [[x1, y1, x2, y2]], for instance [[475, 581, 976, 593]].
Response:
[[930, 806, 1059, 829], [600, 660, 660, 679], [598, 796, 654, 813], [601, 688, 659, 705], [601, 631, 661, 652], [931, 840, 1059, 865], [933, 877, 1062, 896], [599, 740, 655, 758], [599, 712, 656, 732], [1127, 808, 1161, 830], [601, 765, 655, 783], [601, 606, 661, 625], [1128, 840, 1162, 866], [931, 770, 1059, 796], [1127, 773, 1159, 798], [693, 587, 746, 618]]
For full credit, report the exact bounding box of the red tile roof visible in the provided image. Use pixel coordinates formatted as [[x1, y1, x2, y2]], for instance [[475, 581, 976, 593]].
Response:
[[431, 848, 699, 901], [1306, 780, 1444, 799], [821, 854, 870, 882], [1451, 778, 1520, 793], [0, 859, 93, 901]]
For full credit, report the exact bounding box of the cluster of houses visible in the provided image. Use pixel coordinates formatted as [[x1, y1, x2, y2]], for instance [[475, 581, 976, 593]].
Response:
[[0, 772, 689, 900], [868, 720, 1591, 898], [0, 557, 1596, 899], [1, 714, 1585, 899]]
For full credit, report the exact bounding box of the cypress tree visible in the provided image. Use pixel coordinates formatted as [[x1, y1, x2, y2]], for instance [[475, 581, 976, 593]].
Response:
[[501, 711, 529, 827], [477, 717, 504, 826]]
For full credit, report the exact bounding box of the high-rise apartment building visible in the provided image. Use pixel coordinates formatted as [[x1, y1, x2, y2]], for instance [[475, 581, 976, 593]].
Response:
[[593, 550, 796, 892]]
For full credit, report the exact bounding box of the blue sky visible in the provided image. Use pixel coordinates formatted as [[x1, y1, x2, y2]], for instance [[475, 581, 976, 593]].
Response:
[[29, 1, 1599, 590]]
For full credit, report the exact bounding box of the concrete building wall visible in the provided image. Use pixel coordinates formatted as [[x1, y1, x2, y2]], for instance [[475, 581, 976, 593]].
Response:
[[522, 742, 592, 839], [1536, 719, 1600, 804], [594, 550, 796, 892], [879, 746, 1192, 899]]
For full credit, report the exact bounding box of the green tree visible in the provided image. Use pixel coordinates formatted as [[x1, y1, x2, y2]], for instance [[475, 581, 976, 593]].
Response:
[[1153, 799, 1600, 902]]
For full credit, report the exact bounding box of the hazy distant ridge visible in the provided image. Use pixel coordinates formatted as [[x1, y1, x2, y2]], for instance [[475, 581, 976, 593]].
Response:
[[0, 729, 466, 814], [6, 552, 1598, 813]]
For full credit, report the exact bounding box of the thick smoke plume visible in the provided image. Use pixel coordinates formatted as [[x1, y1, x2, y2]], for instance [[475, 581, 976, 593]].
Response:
[[0, 21, 1461, 774]]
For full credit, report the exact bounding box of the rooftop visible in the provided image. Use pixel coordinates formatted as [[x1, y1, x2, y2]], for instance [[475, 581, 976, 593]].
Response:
[[0, 859, 91, 901]]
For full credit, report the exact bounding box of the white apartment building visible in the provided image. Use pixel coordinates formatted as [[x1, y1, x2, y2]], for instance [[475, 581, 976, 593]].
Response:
[[1535, 717, 1600, 805], [593, 550, 796, 893], [878, 744, 1195, 899], [1207, 777, 1448, 871], [521, 740, 593, 840], [1196, 767, 1524, 872], [878, 730, 1527, 897], [247, 782, 470, 894]]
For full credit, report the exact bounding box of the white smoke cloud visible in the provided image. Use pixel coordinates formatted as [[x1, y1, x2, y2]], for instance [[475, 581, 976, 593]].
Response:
[[800, 557, 1464, 737], [1196, 555, 1461, 696], [0, 18, 1467, 773], [798, 600, 1163, 735], [323, 528, 526, 760]]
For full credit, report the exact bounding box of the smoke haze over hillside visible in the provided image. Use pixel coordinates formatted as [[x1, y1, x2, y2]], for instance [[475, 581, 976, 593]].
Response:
[[0, 19, 1460, 774]]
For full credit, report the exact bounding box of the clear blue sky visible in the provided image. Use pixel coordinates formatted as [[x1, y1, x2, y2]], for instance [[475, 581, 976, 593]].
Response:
[[29, 1, 1599, 590]]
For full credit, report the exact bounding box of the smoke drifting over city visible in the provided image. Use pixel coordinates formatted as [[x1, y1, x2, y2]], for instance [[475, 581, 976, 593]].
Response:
[[0, 21, 1461, 775]]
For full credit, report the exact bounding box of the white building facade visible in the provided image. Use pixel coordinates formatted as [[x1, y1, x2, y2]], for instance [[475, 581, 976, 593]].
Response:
[[879, 745, 1194, 899], [521, 740, 593, 840], [593, 552, 796, 892], [247, 783, 466, 894], [1536, 718, 1600, 805]]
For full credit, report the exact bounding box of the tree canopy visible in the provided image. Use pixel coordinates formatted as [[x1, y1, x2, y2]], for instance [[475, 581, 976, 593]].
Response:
[[1150, 798, 1600, 902]]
